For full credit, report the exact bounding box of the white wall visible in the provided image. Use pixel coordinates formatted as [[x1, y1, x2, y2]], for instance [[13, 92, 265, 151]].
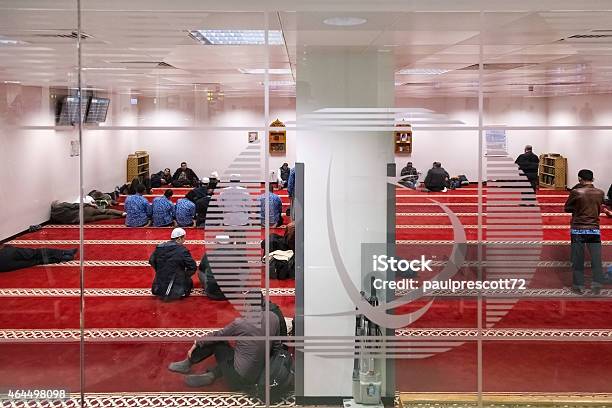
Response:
[[394, 96, 550, 182], [548, 94, 612, 191], [2, 86, 610, 241], [0, 85, 78, 239], [109, 95, 296, 183]]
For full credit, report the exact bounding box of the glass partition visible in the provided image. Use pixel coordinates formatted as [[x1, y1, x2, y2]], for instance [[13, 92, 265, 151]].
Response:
[[0, 2, 611, 408]]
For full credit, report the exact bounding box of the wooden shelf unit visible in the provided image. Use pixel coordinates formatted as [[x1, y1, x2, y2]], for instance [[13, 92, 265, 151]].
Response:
[[269, 119, 286, 155], [394, 123, 412, 155], [538, 153, 567, 189], [127, 151, 150, 183]]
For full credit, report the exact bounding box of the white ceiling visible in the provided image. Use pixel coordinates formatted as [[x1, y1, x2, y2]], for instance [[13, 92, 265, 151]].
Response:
[[1, 3, 612, 97]]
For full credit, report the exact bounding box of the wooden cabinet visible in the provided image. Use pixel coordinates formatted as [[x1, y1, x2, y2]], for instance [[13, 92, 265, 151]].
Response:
[[394, 123, 412, 155], [269, 119, 286, 154], [539, 154, 567, 189], [127, 151, 150, 183]]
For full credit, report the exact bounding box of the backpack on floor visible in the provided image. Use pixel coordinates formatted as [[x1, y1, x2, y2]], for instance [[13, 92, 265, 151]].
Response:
[[252, 346, 294, 403], [261, 233, 289, 252], [458, 174, 469, 186], [267, 250, 294, 280]]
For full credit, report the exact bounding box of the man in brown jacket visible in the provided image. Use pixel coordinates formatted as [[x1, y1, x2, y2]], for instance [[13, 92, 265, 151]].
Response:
[[564, 169, 606, 295]]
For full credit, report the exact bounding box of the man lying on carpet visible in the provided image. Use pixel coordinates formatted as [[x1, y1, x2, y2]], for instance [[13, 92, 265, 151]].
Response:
[[149, 228, 197, 300], [167, 291, 283, 389], [564, 169, 607, 295], [0, 245, 77, 272], [50, 199, 125, 224]]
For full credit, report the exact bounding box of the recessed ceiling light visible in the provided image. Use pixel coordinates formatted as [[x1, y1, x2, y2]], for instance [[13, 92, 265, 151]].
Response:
[[239, 68, 292, 75], [397, 68, 451, 75], [0, 36, 28, 46], [189, 30, 284, 45], [259, 80, 295, 86], [323, 17, 367, 26], [3, 80, 21, 84], [82, 67, 128, 71]]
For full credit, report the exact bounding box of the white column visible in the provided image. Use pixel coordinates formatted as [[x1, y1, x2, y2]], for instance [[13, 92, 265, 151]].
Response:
[[297, 48, 394, 397]]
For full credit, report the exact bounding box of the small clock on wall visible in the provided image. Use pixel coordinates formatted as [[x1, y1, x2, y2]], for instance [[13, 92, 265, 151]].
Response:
[[269, 118, 286, 154]]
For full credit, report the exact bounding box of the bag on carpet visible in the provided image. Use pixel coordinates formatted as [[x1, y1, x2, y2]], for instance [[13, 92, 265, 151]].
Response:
[[458, 174, 469, 186], [252, 345, 294, 403], [267, 250, 294, 280]]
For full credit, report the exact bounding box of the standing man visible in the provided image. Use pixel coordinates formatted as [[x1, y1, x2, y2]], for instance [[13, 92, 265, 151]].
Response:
[[564, 169, 606, 295], [515, 145, 539, 191], [149, 227, 197, 300], [287, 167, 296, 220], [279, 163, 290, 188]]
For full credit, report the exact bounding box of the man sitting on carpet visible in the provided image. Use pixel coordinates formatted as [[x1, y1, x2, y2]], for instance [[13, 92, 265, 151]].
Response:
[[167, 291, 282, 390], [151, 189, 175, 227], [150, 228, 197, 300], [175, 196, 196, 227], [399, 161, 419, 189], [257, 183, 283, 227], [564, 169, 606, 295], [424, 162, 450, 192], [172, 162, 199, 187], [124, 184, 152, 227], [0, 245, 77, 272]]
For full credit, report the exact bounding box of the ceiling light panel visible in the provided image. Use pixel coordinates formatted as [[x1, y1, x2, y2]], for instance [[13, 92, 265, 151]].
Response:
[[397, 68, 452, 75], [189, 30, 284, 45], [239, 68, 292, 75]]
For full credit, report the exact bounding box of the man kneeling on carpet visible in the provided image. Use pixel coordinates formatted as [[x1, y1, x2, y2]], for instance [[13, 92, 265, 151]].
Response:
[[168, 291, 283, 389], [149, 228, 197, 300]]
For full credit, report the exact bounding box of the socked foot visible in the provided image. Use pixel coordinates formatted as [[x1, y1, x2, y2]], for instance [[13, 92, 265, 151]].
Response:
[[168, 358, 192, 374], [185, 371, 216, 387]]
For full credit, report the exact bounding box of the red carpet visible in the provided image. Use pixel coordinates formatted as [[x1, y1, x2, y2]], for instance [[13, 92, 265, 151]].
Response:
[[1, 185, 611, 395]]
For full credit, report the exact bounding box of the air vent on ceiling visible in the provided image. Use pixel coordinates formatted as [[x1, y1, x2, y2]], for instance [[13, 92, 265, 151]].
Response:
[[460, 63, 536, 71], [34, 30, 92, 40], [114, 61, 177, 69], [567, 34, 612, 39]]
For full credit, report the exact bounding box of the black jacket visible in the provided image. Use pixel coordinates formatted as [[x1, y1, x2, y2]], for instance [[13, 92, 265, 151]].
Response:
[[424, 167, 449, 189], [400, 165, 418, 181], [279, 166, 290, 181], [173, 167, 199, 183], [149, 241, 197, 299], [515, 152, 539, 175]]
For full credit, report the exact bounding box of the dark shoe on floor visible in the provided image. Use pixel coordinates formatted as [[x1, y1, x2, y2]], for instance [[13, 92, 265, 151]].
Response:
[[592, 286, 602, 296], [185, 372, 216, 387], [28, 224, 42, 232], [571, 286, 584, 295], [168, 358, 192, 374], [61, 248, 78, 261]]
